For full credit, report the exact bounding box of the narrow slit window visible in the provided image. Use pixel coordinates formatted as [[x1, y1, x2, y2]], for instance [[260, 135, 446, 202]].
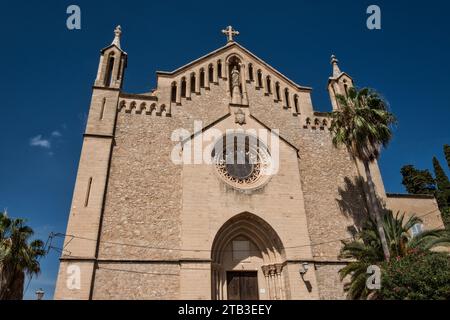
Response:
[[208, 65, 214, 83], [171, 83, 177, 103], [200, 69, 205, 88], [248, 64, 254, 81], [257, 71, 262, 88], [191, 74, 196, 93], [181, 78, 186, 97], [84, 177, 93, 207], [217, 61, 222, 78], [285, 89, 290, 107], [266, 76, 272, 94], [99, 98, 106, 120]]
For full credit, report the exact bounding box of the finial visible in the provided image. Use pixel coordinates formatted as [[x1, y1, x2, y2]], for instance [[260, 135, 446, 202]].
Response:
[[112, 25, 122, 48], [331, 54, 338, 64], [331, 54, 341, 77], [222, 26, 239, 43]]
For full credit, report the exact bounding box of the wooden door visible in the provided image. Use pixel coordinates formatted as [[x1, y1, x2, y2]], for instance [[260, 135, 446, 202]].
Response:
[[227, 271, 259, 300]]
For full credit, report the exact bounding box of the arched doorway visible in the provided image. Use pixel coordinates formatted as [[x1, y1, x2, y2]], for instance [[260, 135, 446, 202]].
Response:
[[211, 213, 287, 300]]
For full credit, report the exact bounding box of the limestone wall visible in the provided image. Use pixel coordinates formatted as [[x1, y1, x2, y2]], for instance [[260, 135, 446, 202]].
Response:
[[314, 264, 347, 300], [93, 263, 180, 299], [386, 194, 444, 230]]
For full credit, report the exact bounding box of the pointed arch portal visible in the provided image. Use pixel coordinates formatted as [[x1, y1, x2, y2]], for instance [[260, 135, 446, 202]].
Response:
[[211, 212, 287, 300]]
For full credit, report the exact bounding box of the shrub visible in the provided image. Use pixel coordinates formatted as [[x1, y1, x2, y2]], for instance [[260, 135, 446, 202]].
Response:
[[379, 250, 450, 300]]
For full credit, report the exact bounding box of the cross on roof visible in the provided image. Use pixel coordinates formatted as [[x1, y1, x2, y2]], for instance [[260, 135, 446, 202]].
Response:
[[222, 26, 239, 43]]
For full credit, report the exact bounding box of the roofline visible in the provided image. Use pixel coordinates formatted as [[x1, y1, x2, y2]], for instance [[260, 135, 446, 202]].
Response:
[[178, 111, 300, 155], [249, 114, 300, 154], [327, 71, 352, 85], [180, 113, 232, 146], [100, 43, 127, 55], [156, 41, 312, 92]]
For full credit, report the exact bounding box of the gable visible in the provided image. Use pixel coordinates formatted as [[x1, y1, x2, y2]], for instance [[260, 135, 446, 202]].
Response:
[[180, 107, 299, 156], [156, 42, 311, 93]]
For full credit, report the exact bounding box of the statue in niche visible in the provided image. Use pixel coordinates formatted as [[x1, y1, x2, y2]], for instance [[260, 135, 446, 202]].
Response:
[[231, 66, 240, 88], [231, 66, 242, 104]]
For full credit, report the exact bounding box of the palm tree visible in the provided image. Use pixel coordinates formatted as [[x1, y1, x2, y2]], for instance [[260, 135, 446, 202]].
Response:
[[0, 212, 46, 300], [339, 210, 450, 299], [329, 87, 396, 261]]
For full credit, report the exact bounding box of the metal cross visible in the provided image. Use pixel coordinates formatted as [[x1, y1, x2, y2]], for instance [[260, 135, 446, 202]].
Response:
[[222, 26, 239, 43]]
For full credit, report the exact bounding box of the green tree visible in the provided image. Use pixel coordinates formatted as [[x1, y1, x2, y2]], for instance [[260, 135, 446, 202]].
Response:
[[0, 212, 46, 300], [444, 145, 450, 170], [339, 210, 450, 299], [442, 207, 450, 230], [432, 157, 450, 212], [330, 87, 396, 261], [379, 251, 450, 300], [400, 165, 435, 195]]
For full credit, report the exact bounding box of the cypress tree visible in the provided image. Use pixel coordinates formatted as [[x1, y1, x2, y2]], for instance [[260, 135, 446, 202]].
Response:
[[432, 157, 450, 214], [444, 145, 450, 170], [400, 165, 435, 195]]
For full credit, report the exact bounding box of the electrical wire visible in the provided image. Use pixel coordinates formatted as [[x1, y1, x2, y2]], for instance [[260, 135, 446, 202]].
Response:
[[53, 232, 354, 253]]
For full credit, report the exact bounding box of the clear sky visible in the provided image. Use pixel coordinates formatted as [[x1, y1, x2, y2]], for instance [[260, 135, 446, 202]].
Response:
[[0, 0, 449, 300]]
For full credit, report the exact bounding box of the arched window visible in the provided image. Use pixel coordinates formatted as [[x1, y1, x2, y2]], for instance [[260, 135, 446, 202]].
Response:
[[275, 82, 281, 101], [284, 88, 290, 107], [257, 70, 263, 88], [208, 64, 214, 83], [181, 77, 186, 98], [104, 53, 115, 87], [248, 63, 254, 81], [266, 76, 272, 94], [200, 69, 205, 88], [217, 60, 222, 78], [190, 73, 196, 93], [171, 82, 177, 103], [294, 94, 299, 114]]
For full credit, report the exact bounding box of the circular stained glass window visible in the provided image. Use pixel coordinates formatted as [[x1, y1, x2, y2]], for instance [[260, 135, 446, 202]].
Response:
[[211, 133, 272, 190]]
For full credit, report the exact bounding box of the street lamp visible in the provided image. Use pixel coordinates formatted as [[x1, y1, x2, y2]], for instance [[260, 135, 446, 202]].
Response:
[[35, 288, 45, 300]]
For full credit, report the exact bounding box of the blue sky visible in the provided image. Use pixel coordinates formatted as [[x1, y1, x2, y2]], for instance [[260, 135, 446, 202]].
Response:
[[0, 0, 449, 299]]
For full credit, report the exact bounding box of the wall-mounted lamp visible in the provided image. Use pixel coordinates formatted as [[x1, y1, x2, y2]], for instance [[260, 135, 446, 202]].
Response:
[[299, 262, 313, 292], [299, 262, 310, 277]]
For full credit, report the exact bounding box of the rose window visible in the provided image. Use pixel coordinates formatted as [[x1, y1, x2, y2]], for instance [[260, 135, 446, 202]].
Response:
[[212, 133, 273, 190]]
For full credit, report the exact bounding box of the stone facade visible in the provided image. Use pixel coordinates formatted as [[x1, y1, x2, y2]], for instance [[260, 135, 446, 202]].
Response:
[[54, 27, 444, 300]]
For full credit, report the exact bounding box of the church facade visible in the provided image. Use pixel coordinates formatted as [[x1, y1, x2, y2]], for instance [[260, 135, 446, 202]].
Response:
[[54, 26, 443, 300]]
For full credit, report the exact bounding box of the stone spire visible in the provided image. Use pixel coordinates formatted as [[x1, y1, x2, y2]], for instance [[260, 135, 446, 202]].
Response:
[[112, 25, 122, 49], [330, 54, 341, 77]]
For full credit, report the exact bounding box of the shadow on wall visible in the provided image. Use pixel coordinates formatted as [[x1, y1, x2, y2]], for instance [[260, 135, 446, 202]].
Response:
[[336, 176, 370, 231]]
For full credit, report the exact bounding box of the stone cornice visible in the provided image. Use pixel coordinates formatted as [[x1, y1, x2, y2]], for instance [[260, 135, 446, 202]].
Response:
[[119, 92, 158, 101]]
